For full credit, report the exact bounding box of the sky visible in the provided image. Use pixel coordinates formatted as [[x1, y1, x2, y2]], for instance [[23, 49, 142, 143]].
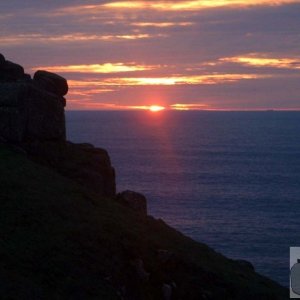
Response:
[[1, 0, 300, 110]]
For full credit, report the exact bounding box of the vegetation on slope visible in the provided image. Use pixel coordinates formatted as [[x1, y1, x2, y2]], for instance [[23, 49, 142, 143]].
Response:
[[0, 145, 287, 299]]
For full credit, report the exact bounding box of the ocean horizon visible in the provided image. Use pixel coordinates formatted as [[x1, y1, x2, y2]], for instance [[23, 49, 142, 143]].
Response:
[[66, 110, 300, 287]]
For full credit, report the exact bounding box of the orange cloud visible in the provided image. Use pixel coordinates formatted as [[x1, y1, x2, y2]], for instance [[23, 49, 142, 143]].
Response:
[[67, 73, 271, 100], [103, 0, 298, 11], [50, 0, 297, 18], [220, 55, 300, 69], [69, 73, 271, 89], [67, 80, 117, 100], [100, 74, 270, 86], [0, 33, 163, 45], [131, 22, 194, 27], [32, 63, 157, 73], [68, 102, 122, 110], [170, 103, 209, 110], [70, 89, 116, 96]]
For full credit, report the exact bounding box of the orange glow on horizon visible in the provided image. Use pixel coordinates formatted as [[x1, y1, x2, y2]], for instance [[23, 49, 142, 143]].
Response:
[[149, 105, 166, 112], [66, 100, 298, 111]]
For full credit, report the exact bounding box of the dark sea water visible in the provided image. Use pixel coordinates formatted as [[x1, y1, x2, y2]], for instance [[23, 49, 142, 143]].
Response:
[[66, 110, 300, 287]]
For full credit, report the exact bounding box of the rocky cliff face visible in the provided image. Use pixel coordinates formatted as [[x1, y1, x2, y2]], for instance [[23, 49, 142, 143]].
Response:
[[0, 54, 115, 197], [0, 55, 66, 143]]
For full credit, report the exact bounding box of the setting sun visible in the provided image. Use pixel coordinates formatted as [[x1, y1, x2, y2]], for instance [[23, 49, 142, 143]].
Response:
[[149, 105, 165, 112]]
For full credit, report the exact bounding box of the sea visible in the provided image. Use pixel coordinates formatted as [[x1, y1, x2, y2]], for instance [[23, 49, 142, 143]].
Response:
[[66, 110, 300, 287]]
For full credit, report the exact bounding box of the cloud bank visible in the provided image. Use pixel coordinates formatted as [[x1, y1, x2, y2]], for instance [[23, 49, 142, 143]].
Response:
[[1, 0, 300, 109]]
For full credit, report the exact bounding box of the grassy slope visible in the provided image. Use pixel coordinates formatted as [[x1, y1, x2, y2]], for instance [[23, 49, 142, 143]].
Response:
[[0, 145, 287, 299]]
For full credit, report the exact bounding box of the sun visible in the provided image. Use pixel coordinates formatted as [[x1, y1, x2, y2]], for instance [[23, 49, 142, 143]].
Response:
[[149, 105, 165, 112]]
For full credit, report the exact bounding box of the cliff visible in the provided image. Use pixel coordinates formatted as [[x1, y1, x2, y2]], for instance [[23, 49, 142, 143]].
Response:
[[0, 54, 115, 197], [0, 55, 288, 299]]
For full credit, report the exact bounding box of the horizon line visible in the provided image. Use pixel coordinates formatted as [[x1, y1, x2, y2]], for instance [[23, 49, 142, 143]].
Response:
[[65, 108, 300, 112]]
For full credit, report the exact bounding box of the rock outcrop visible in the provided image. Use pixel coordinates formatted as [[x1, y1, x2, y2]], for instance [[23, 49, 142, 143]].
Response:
[[0, 53, 5, 66], [34, 70, 68, 97], [0, 59, 27, 82], [116, 190, 148, 215], [0, 54, 116, 197], [0, 54, 65, 143], [24, 141, 116, 197]]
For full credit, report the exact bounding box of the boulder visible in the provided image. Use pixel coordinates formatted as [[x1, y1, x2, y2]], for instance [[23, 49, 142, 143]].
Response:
[[34, 70, 68, 96], [0, 60, 25, 81], [116, 190, 147, 215], [235, 259, 255, 272]]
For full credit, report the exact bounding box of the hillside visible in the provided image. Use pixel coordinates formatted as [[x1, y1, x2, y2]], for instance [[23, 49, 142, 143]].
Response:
[[0, 144, 287, 299]]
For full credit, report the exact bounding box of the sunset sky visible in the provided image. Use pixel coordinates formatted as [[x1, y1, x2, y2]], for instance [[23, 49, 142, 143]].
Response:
[[1, 0, 300, 110]]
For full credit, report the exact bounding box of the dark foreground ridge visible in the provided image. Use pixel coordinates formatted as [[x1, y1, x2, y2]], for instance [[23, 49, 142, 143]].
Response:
[[0, 55, 287, 299]]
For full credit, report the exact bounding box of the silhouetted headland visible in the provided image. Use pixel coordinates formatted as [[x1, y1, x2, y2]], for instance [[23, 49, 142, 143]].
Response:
[[0, 54, 288, 299]]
